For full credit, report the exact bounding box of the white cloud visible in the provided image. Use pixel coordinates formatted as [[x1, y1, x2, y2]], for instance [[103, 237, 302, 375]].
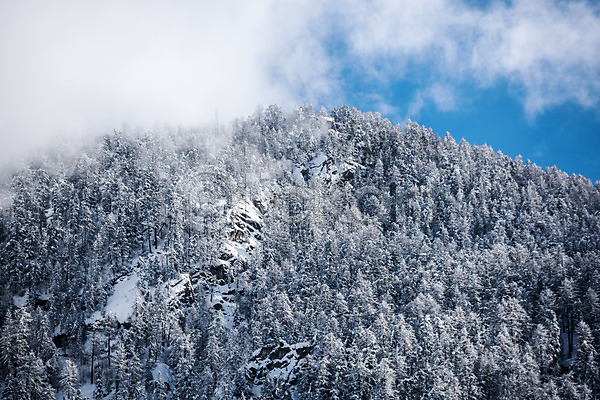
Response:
[[405, 83, 457, 120], [428, 84, 457, 112], [342, 0, 472, 62], [473, 0, 600, 115], [341, 0, 600, 117], [407, 92, 426, 120], [0, 0, 335, 166]]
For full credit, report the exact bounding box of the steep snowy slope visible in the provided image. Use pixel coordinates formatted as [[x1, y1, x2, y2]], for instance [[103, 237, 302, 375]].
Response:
[[0, 105, 599, 399]]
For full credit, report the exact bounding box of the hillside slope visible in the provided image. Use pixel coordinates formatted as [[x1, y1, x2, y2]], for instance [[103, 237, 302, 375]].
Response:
[[1, 105, 599, 399]]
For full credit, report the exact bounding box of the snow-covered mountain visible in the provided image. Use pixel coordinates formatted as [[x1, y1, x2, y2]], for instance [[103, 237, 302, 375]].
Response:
[[1, 105, 599, 399]]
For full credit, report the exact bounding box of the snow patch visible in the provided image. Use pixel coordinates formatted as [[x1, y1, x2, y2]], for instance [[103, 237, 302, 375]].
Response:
[[152, 362, 174, 386], [12, 290, 29, 307], [286, 160, 304, 183], [223, 240, 252, 262], [169, 273, 192, 298], [84, 311, 103, 325], [105, 273, 140, 323], [39, 292, 52, 301], [79, 383, 95, 400]]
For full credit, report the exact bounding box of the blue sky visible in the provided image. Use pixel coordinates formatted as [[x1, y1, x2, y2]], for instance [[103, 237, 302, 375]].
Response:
[[1, 0, 599, 182], [341, 71, 600, 182]]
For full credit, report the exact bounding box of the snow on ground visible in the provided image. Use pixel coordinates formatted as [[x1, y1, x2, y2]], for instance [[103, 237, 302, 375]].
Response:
[[223, 240, 251, 262], [84, 262, 192, 328], [152, 362, 174, 387], [169, 273, 192, 298], [84, 311, 103, 325], [104, 273, 140, 323], [12, 290, 29, 307], [560, 331, 578, 367], [307, 152, 328, 179], [286, 160, 305, 183], [39, 292, 52, 301], [79, 383, 95, 399]]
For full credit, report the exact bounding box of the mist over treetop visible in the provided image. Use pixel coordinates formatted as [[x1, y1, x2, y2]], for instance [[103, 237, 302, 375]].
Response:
[[2, 0, 599, 180]]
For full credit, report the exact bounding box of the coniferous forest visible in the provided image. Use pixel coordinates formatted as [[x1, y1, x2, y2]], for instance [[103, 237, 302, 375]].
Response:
[[0, 105, 599, 399]]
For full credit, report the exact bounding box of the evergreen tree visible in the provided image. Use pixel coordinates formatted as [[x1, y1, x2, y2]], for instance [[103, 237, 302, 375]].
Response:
[[59, 359, 78, 400], [574, 321, 599, 397]]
